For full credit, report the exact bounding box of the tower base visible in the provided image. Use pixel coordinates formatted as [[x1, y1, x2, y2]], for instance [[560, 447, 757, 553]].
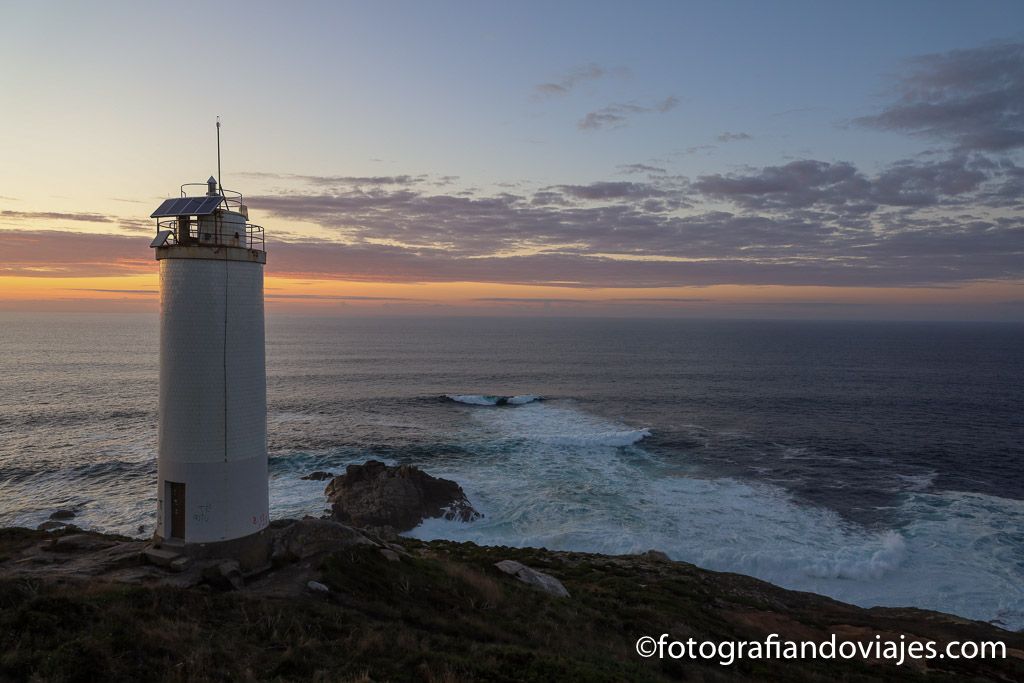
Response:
[[152, 527, 272, 572]]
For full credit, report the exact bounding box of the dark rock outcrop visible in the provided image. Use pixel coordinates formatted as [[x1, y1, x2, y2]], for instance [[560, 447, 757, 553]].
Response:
[[300, 471, 334, 481], [46, 534, 117, 553], [202, 560, 244, 591], [270, 518, 377, 564], [49, 510, 76, 520], [641, 549, 671, 562], [325, 460, 481, 532]]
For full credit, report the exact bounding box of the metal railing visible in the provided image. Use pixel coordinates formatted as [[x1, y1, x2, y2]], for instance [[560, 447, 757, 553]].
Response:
[[157, 217, 265, 251], [178, 184, 245, 212]]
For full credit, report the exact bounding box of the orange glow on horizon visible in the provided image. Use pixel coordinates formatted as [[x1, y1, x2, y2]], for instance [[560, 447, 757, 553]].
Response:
[[1, 274, 1021, 319]]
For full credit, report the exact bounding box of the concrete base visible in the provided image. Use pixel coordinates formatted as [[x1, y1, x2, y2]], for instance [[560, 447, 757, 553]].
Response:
[[152, 527, 272, 572]]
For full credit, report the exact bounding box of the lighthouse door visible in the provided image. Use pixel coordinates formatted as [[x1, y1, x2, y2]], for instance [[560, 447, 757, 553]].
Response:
[[168, 482, 186, 539]]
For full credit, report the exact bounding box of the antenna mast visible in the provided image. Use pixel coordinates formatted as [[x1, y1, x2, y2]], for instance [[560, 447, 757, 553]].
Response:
[[216, 116, 222, 194]]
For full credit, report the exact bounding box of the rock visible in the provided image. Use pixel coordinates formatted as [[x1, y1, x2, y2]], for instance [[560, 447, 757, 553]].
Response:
[[91, 542, 147, 571], [307, 580, 330, 593], [642, 550, 671, 562], [386, 542, 410, 557], [494, 560, 570, 598], [268, 518, 295, 529], [301, 471, 335, 481], [168, 556, 191, 573], [270, 518, 377, 565], [143, 547, 181, 568], [379, 548, 401, 562], [48, 534, 117, 553], [363, 526, 399, 543], [50, 509, 76, 520], [37, 520, 68, 532], [203, 560, 244, 591], [325, 460, 481, 532]]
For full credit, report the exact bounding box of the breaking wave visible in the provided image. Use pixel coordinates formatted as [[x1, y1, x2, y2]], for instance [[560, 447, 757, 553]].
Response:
[[446, 394, 543, 406], [405, 400, 1024, 630]]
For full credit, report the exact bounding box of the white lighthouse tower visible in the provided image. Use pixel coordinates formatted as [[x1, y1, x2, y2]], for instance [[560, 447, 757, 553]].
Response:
[[149, 148, 269, 557]]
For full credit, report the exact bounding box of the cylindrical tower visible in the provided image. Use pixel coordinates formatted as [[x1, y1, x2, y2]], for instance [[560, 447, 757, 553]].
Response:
[[149, 178, 268, 549]]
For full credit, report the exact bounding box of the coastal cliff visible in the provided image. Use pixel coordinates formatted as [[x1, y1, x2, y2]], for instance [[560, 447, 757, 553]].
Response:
[[0, 523, 1021, 682]]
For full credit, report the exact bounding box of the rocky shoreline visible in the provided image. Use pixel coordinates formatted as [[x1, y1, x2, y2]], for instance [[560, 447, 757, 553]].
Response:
[[1, 462, 1021, 681]]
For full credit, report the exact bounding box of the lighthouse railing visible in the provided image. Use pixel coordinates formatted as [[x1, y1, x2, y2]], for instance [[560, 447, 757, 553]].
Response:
[[156, 218, 265, 251], [179, 184, 245, 212]]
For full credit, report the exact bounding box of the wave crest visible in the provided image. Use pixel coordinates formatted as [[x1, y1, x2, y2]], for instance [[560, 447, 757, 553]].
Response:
[[540, 429, 651, 447], [446, 394, 543, 406]]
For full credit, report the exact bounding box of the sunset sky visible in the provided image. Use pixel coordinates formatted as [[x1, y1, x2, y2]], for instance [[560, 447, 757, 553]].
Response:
[[1, 1, 1022, 319]]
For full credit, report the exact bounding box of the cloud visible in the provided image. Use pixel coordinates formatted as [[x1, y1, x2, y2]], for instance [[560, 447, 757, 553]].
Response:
[[694, 156, 990, 210], [617, 163, 668, 175], [238, 172, 422, 186], [1, 211, 114, 223], [855, 42, 1024, 151], [535, 63, 621, 97], [210, 227, 1024, 287], [695, 160, 869, 209], [118, 218, 156, 233], [0, 230, 149, 276], [578, 96, 678, 130], [716, 132, 752, 143], [979, 160, 1024, 208], [733, 301, 867, 308], [69, 288, 156, 294], [680, 144, 716, 156], [474, 297, 590, 303], [473, 296, 710, 304], [5, 97, 1023, 292], [655, 96, 679, 112], [263, 293, 416, 301], [4, 211, 1023, 289], [552, 181, 668, 201]]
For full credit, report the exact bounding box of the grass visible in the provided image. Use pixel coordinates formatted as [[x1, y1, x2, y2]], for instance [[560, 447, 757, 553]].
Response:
[[0, 534, 1020, 682]]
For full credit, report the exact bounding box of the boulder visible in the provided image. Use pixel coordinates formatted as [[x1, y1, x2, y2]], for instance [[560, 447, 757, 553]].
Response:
[[386, 542, 410, 557], [270, 518, 377, 564], [494, 560, 570, 598], [48, 534, 117, 553], [203, 560, 244, 591], [642, 550, 671, 562], [49, 509, 76, 520], [143, 547, 181, 568], [325, 460, 481, 532], [300, 471, 335, 481], [168, 556, 191, 573]]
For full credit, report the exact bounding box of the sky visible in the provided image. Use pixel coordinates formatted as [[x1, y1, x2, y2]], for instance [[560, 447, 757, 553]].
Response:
[[1, 1, 1023, 319]]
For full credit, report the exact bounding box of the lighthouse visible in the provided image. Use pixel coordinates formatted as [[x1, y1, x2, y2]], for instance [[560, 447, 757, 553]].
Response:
[[149, 161, 269, 557]]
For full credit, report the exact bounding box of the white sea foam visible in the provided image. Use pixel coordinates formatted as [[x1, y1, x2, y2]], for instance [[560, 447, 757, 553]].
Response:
[[465, 400, 651, 447], [446, 394, 543, 406], [893, 470, 937, 492], [507, 394, 542, 405], [407, 399, 1024, 630]]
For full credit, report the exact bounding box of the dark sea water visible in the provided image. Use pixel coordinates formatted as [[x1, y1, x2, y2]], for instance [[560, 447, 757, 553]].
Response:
[[1, 313, 1022, 629]]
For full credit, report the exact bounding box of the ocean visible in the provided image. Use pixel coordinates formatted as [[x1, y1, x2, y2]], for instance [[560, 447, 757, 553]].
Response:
[[1, 313, 1022, 629]]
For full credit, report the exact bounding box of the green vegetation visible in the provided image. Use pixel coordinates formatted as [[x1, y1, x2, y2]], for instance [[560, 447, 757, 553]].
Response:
[[0, 531, 1020, 682]]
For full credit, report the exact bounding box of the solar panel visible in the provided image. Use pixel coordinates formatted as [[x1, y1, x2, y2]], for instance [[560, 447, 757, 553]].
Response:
[[150, 195, 224, 218], [150, 229, 173, 247]]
